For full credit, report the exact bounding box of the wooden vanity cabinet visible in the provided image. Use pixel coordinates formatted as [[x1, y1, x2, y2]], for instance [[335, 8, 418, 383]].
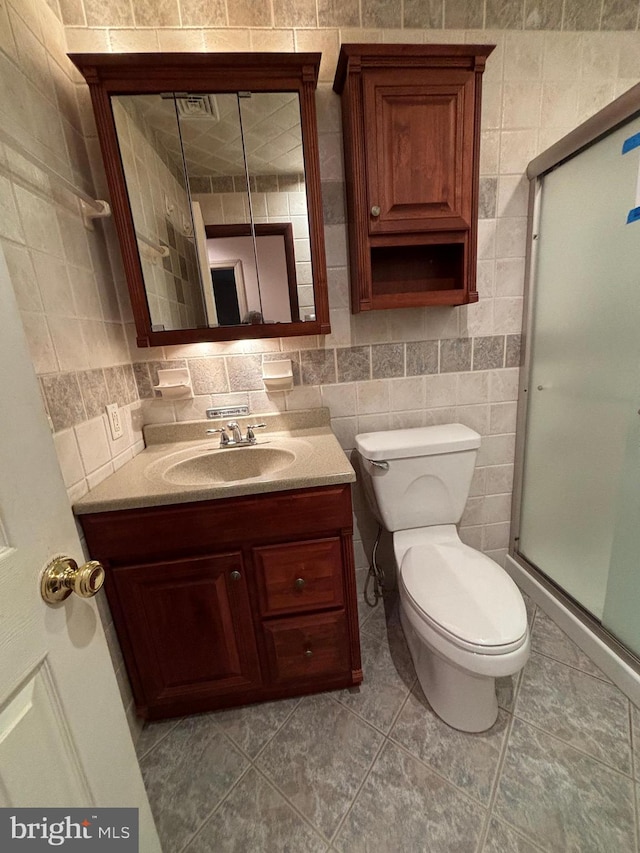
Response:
[[79, 484, 362, 720], [333, 44, 494, 312]]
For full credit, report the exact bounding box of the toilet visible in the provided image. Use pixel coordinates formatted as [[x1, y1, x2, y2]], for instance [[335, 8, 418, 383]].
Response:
[[355, 424, 530, 733]]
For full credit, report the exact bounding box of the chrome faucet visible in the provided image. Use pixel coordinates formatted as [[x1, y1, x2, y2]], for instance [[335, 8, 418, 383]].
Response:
[[206, 422, 266, 447], [227, 422, 243, 443]]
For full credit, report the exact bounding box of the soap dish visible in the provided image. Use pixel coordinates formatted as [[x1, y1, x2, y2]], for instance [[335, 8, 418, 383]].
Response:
[[154, 367, 193, 399], [262, 359, 294, 392]]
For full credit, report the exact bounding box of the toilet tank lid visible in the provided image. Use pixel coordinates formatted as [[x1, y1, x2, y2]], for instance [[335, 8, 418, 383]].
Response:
[[355, 424, 480, 461]]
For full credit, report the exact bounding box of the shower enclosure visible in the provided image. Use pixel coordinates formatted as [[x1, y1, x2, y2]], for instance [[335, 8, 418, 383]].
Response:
[[510, 85, 640, 668]]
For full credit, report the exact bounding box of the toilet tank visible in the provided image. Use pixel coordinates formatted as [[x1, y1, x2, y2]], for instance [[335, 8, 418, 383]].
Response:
[[355, 425, 481, 532]]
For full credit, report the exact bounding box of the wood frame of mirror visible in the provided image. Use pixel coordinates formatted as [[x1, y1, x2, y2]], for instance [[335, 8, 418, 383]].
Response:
[[69, 52, 330, 346]]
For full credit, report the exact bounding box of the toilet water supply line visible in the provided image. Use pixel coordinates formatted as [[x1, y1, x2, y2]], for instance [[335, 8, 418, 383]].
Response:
[[364, 524, 385, 607]]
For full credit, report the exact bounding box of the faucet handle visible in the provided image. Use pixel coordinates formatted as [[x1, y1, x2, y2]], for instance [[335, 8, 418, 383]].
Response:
[[207, 427, 229, 446], [245, 423, 266, 442]]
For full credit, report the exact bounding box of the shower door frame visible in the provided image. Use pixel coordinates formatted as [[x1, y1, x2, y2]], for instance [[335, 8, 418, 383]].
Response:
[[509, 82, 640, 675]]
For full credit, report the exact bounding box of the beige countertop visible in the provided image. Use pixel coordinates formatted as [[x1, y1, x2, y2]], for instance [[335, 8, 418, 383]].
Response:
[[73, 408, 356, 515]]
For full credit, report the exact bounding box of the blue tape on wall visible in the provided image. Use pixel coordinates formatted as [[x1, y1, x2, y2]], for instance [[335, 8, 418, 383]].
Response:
[[622, 132, 640, 154], [626, 206, 640, 223]]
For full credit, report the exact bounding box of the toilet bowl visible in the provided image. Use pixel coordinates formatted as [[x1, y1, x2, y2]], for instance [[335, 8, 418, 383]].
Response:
[[355, 424, 530, 733], [395, 526, 529, 731]]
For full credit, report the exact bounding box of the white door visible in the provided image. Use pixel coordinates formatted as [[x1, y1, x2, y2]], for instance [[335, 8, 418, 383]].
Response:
[[0, 249, 160, 851]]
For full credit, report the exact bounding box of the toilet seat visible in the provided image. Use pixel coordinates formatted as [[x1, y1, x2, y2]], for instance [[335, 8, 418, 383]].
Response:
[[399, 538, 528, 656]]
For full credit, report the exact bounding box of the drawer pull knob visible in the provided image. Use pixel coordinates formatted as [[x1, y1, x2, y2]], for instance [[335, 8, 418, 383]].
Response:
[[295, 577, 306, 590], [371, 205, 381, 217], [230, 570, 241, 581], [304, 648, 313, 658]]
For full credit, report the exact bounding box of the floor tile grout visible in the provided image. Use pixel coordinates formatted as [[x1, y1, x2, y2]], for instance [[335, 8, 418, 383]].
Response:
[[493, 814, 550, 852], [248, 762, 334, 848], [327, 735, 388, 848], [330, 674, 417, 738], [136, 715, 184, 762], [528, 646, 613, 684], [177, 761, 254, 853], [249, 694, 387, 844], [475, 710, 517, 853], [509, 710, 635, 780], [388, 734, 494, 813], [248, 696, 303, 764]]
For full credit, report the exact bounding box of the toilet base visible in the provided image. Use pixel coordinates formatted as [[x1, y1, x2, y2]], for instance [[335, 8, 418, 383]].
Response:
[[400, 608, 499, 733]]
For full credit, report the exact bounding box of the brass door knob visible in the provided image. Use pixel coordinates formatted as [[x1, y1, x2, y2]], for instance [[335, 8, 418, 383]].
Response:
[[41, 556, 105, 604]]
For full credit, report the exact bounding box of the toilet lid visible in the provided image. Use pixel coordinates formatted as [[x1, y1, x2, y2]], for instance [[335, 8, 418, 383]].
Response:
[[400, 541, 527, 649]]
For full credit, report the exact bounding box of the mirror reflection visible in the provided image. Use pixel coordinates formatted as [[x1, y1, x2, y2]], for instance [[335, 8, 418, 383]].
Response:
[[111, 91, 315, 332]]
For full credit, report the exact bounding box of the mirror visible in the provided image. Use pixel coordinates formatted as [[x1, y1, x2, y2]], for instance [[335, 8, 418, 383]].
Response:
[[70, 53, 329, 346]]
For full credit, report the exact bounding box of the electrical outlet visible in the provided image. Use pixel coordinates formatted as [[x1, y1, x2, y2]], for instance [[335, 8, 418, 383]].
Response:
[[106, 403, 123, 440]]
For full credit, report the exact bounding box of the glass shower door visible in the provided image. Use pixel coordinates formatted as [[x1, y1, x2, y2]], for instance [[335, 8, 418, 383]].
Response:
[[518, 114, 640, 650]]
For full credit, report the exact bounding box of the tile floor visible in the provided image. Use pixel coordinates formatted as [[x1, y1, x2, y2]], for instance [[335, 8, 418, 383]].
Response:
[[137, 588, 640, 852]]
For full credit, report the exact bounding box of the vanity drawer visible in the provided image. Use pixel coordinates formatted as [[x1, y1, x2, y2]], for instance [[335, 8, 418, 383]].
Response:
[[262, 611, 350, 683], [254, 537, 344, 617]]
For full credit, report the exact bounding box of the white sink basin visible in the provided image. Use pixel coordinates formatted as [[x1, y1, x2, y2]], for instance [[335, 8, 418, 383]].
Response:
[[145, 441, 304, 487]]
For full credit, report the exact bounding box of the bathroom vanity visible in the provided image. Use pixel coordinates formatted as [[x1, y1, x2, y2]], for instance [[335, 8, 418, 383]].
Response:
[[74, 411, 362, 720]]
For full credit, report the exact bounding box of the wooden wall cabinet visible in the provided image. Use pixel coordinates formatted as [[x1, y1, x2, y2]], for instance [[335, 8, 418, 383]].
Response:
[[333, 44, 494, 312], [79, 485, 362, 720]]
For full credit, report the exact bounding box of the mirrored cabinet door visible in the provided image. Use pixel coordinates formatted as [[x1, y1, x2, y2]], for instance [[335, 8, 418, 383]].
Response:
[[69, 53, 329, 346]]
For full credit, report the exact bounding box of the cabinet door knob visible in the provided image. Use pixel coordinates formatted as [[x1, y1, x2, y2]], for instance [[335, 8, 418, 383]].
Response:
[[370, 205, 381, 217], [304, 648, 313, 658], [230, 570, 241, 581], [294, 577, 306, 590]]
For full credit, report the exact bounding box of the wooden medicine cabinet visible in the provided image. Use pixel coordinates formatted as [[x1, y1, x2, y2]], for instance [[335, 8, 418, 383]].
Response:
[[333, 44, 494, 312], [70, 52, 330, 346]]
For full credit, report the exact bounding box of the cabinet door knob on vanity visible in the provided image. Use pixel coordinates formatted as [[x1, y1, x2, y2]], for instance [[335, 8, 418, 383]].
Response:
[[230, 570, 242, 582], [294, 577, 306, 590], [370, 205, 381, 217], [304, 647, 313, 658]]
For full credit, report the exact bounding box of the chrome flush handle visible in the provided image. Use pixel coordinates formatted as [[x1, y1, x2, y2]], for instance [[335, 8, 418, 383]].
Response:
[[365, 458, 389, 471]]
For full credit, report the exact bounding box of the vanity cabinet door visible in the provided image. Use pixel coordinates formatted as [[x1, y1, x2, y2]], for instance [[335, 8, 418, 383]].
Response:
[[110, 552, 262, 713], [363, 69, 475, 235]]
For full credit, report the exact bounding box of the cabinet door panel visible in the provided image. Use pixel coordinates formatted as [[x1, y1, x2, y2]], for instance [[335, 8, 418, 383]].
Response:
[[254, 537, 344, 617], [111, 552, 261, 707], [363, 71, 474, 234], [262, 611, 350, 683]]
